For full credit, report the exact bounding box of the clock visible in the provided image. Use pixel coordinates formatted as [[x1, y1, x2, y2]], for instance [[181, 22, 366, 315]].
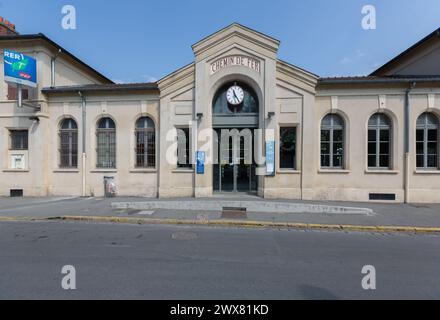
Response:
[[226, 85, 244, 105]]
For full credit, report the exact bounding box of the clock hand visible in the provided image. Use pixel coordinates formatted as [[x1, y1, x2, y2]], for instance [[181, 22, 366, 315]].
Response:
[[233, 90, 239, 102]]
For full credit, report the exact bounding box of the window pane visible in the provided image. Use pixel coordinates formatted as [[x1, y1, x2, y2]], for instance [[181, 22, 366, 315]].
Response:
[[333, 130, 343, 142], [98, 118, 115, 129], [368, 142, 376, 155], [427, 155, 437, 168], [416, 142, 424, 155], [416, 129, 424, 142], [416, 155, 424, 168], [177, 128, 191, 168], [379, 155, 389, 168], [136, 129, 155, 168], [368, 130, 376, 142], [333, 143, 343, 155], [321, 155, 330, 167], [380, 143, 389, 155], [368, 114, 378, 126], [280, 127, 296, 169], [428, 129, 438, 142], [97, 130, 116, 168], [321, 130, 330, 142], [380, 130, 389, 142], [428, 142, 437, 155], [321, 115, 332, 126], [60, 128, 78, 168], [333, 155, 343, 167], [379, 114, 390, 126], [10, 130, 28, 150], [321, 142, 330, 154], [136, 117, 154, 129], [426, 113, 439, 125], [368, 155, 376, 168]]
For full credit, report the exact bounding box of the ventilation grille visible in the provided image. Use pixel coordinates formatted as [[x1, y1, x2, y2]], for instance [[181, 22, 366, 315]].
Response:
[[10, 189, 23, 197], [369, 193, 396, 201]]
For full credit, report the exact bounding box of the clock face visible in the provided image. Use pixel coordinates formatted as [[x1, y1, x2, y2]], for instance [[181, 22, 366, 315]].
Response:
[[226, 85, 244, 106]]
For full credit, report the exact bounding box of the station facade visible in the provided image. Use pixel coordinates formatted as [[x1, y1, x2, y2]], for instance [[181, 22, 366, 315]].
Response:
[[1, 21, 440, 203]]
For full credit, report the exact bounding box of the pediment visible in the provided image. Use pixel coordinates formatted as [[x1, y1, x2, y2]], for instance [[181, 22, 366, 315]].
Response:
[[192, 23, 280, 61]]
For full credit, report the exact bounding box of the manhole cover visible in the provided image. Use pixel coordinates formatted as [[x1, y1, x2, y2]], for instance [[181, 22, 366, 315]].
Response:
[[172, 232, 198, 241]]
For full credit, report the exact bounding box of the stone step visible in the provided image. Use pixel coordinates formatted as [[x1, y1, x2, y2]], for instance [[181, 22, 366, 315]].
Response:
[[111, 200, 375, 216]]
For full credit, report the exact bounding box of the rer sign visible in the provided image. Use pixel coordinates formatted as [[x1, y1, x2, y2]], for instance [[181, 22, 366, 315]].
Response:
[[4, 50, 37, 88]]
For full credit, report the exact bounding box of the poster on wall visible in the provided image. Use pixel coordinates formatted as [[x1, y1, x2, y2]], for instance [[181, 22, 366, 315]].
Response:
[[266, 141, 275, 176], [196, 151, 205, 175], [3, 49, 37, 88]]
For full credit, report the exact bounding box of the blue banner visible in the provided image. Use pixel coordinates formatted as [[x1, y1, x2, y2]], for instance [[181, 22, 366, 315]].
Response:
[[196, 151, 205, 175], [266, 141, 275, 176], [4, 49, 37, 88]]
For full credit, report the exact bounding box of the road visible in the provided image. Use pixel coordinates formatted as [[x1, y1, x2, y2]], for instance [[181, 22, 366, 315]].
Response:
[[0, 221, 439, 299]]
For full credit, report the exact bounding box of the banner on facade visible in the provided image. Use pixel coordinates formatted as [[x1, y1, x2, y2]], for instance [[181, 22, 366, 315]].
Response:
[[196, 151, 205, 175], [266, 141, 275, 176], [4, 49, 37, 88]]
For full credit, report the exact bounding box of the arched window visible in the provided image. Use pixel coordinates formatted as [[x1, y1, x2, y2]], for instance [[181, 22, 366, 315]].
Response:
[[416, 113, 439, 169], [135, 117, 156, 168], [212, 82, 258, 115], [96, 118, 116, 168], [59, 118, 78, 168], [321, 114, 345, 168], [368, 113, 391, 169]]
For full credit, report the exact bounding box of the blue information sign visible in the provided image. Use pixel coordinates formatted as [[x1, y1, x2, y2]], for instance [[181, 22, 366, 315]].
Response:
[[196, 151, 205, 174], [266, 141, 275, 176], [4, 49, 37, 88]]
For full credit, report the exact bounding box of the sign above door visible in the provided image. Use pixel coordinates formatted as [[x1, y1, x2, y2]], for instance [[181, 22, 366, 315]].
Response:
[[210, 55, 261, 75]]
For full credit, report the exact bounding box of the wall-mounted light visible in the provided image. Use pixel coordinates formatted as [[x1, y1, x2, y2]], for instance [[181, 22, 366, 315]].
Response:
[[267, 112, 275, 119], [196, 113, 204, 120], [28, 116, 40, 124]]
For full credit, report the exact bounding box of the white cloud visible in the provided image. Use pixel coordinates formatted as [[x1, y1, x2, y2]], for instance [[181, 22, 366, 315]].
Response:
[[340, 57, 352, 64], [141, 75, 158, 82]]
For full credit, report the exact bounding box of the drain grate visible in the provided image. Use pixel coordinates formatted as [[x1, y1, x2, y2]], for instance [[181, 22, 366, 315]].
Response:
[[221, 207, 247, 219]]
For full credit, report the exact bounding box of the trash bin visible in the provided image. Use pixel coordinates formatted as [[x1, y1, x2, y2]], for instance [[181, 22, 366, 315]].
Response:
[[104, 176, 117, 198]]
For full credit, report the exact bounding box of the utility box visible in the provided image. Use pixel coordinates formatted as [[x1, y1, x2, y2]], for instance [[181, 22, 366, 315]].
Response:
[[104, 176, 117, 198]]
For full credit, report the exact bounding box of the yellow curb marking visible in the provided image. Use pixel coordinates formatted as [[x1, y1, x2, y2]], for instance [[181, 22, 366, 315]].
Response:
[[1, 215, 440, 234], [49, 215, 440, 234]]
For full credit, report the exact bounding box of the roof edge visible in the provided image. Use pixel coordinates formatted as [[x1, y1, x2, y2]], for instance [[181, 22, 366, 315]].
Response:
[[42, 83, 159, 94], [370, 27, 440, 76], [0, 33, 114, 84]]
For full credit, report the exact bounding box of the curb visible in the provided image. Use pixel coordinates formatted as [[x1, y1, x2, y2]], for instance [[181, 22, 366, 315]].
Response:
[[45, 215, 440, 234], [0, 216, 34, 222]]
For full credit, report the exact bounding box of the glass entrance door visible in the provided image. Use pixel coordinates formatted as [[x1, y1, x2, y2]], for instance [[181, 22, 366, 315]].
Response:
[[213, 129, 257, 194]]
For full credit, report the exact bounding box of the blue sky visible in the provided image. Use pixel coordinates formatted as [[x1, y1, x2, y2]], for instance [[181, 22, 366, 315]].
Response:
[[2, 0, 440, 83]]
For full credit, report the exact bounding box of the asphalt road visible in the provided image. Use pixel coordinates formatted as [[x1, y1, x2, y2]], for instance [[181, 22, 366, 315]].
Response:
[[0, 221, 439, 300]]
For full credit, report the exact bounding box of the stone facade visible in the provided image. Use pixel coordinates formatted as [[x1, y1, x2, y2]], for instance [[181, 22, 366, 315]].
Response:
[[1, 23, 440, 203]]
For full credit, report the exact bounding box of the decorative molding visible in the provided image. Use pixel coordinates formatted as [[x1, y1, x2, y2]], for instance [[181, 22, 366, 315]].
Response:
[[210, 55, 261, 75], [100, 101, 107, 114], [379, 95, 387, 110], [331, 96, 338, 112], [428, 93, 435, 109]]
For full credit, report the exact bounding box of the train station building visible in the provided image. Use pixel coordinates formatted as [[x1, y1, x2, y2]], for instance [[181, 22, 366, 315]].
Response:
[[1, 19, 440, 203]]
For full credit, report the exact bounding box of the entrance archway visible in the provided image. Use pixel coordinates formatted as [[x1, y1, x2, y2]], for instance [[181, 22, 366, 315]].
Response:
[[212, 81, 259, 194]]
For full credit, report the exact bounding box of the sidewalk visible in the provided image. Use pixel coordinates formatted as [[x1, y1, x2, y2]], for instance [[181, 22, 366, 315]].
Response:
[[0, 196, 440, 233]]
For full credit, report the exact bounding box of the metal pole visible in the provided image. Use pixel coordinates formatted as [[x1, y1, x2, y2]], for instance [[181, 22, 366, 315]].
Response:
[[404, 82, 416, 203], [17, 84, 23, 108], [79, 91, 87, 197]]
